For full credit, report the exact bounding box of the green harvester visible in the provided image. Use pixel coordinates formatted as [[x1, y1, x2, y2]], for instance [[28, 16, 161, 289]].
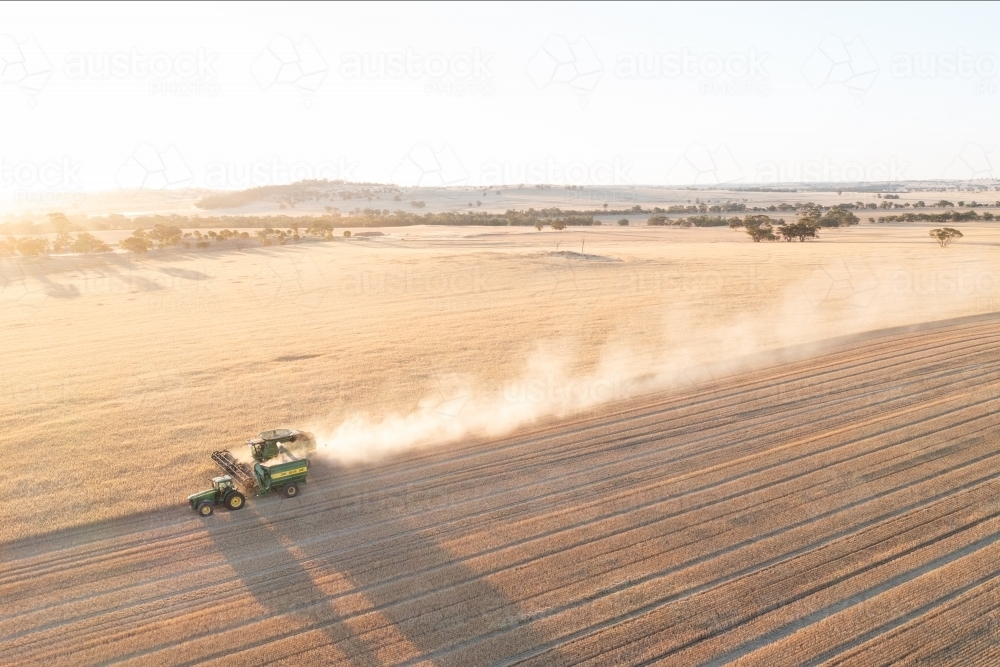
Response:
[[187, 429, 313, 516]]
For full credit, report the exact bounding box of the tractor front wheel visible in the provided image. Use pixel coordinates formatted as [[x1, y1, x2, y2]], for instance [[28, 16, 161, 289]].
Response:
[[197, 501, 214, 517], [282, 483, 299, 498], [224, 491, 246, 511]]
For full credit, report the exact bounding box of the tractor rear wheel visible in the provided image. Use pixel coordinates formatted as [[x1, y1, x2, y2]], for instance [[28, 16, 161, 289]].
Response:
[[224, 490, 246, 511], [282, 483, 299, 498], [197, 501, 214, 517]]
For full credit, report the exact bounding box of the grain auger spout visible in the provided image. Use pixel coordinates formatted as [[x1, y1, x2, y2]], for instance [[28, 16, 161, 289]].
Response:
[[211, 450, 260, 493]]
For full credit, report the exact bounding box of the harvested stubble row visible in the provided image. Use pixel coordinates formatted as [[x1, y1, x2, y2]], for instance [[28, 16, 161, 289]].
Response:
[[5, 316, 1000, 666]]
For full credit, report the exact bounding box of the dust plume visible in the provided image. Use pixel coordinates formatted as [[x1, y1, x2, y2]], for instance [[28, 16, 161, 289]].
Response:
[[312, 254, 998, 464]]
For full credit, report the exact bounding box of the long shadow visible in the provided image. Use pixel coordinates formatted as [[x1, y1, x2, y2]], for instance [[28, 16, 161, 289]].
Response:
[[203, 457, 544, 665], [157, 266, 211, 280], [34, 272, 81, 298], [205, 501, 387, 666], [11, 256, 168, 295], [0, 506, 178, 561]]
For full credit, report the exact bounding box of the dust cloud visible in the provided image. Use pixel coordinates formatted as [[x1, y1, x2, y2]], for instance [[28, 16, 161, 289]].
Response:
[[312, 254, 999, 464]]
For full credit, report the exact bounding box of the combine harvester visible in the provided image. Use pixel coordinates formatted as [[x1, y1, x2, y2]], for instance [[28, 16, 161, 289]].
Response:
[[187, 429, 315, 516]]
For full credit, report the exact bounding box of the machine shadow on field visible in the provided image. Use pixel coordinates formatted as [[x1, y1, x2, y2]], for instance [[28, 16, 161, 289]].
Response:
[[0, 506, 177, 561], [206, 503, 387, 665], [206, 456, 543, 664]]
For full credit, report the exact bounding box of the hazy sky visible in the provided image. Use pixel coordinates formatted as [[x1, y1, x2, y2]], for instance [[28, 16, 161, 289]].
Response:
[[1, 1, 998, 198]]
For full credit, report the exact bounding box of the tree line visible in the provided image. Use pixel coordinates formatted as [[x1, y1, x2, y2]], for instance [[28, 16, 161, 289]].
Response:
[[0, 213, 112, 257], [726, 206, 860, 243], [871, 210, 996, 223], [3, 199, 953, 236]]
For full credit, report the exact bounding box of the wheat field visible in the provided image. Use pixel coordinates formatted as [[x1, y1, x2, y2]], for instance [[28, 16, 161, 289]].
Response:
[[4, 222, 1000, 664]]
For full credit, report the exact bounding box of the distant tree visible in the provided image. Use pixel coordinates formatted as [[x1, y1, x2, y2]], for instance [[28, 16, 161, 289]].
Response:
[[798, 205, 822, 227], [47, 212, 71, 230], [147, 224, 182, 249], [551, 220, 567, 230], [48, 212, 74, 252], [743, 214, 774, 228], [120, 235, 149, 255], [534, 221, 543, 231], [307, 219, 334, 236], [15, 237, 49, 257], [746, 226, 777, 242], [618, 218, 629, 226], [742, 215, 778, 242], [411, 201, 425, 208], [71, 232, 111, 253], [746, 225, 777, 242], [818, 207, 859, 227], [778, 223, 817, 242], [343, 230, 352, 237], [196, 241, 210, 249], [929, 227, 963, 247]]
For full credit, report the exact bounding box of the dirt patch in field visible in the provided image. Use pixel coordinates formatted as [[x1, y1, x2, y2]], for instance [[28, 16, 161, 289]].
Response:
[[544, 250, 622, 262]]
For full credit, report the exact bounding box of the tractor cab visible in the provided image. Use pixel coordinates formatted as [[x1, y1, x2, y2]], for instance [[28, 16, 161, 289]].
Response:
[[212, 476, 234, 496]]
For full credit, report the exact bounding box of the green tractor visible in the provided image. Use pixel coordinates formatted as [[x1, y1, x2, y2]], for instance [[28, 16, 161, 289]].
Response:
[[187, 428, 313, 517], [187, 476, 246, 516]]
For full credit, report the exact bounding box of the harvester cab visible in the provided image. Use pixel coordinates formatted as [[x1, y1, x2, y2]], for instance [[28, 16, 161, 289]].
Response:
[[247, 428, 309, 463], [187, 475, 246, 516]]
